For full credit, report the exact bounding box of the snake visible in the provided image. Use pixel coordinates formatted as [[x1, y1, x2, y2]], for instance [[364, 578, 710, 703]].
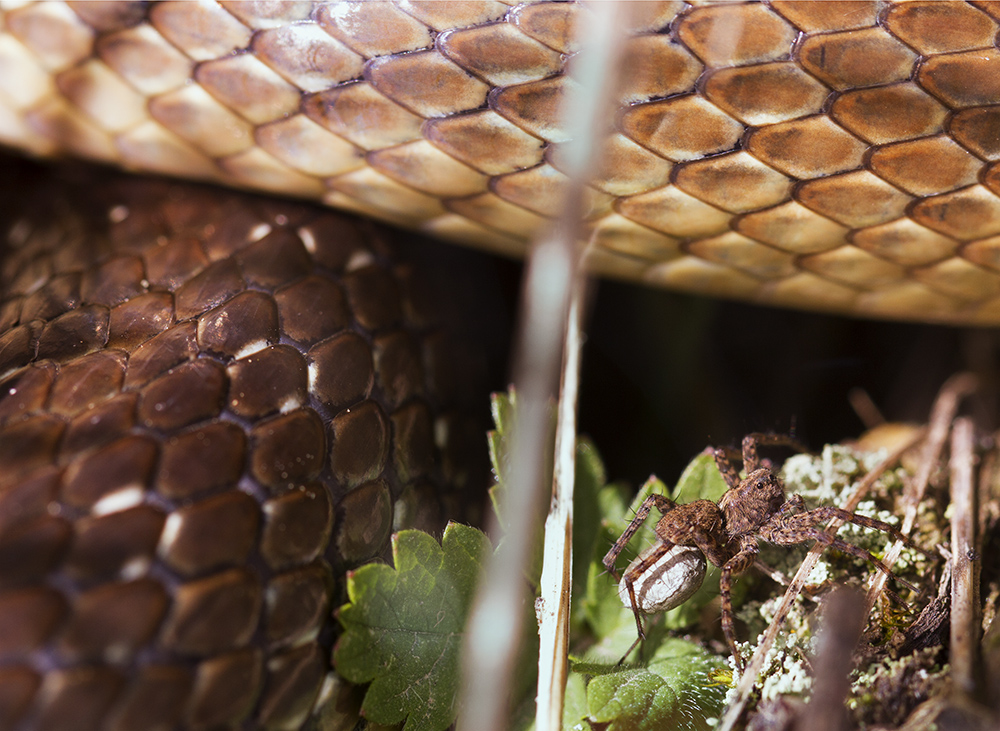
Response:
[[0, 1, 998, 729]]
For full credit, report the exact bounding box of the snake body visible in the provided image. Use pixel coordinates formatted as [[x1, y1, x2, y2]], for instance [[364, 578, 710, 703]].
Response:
[[3, 0, 1000, 323], [1, 2, 999, 729], [0, 157, 493, 730]]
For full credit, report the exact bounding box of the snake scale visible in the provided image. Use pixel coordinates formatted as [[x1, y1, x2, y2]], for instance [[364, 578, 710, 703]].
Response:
[[0, 1, 999, 729]]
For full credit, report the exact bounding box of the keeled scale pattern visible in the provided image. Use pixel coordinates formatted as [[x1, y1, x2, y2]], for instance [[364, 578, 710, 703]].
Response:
[[3, 1, 1000, 323], [0, 164, 486, 730]]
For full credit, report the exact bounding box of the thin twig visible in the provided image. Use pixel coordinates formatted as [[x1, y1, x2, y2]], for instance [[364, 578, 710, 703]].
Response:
[[950, 417, 980, 696], [864, 372, 977, 614], [848, 387, 886, 429], [719, 429, 925, 731], [978, 436, 999, 549], [533, 4, 636, 724]]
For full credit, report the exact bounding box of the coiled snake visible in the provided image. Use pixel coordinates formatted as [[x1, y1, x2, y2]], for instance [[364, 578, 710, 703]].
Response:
[[0, 2, 998, 729]]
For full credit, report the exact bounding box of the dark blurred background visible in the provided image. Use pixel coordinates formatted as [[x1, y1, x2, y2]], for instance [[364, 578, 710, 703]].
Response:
[[579, 276, 999, 487]]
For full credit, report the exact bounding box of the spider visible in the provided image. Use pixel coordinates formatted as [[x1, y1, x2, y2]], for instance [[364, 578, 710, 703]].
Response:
[[603, 433, 924, 670]]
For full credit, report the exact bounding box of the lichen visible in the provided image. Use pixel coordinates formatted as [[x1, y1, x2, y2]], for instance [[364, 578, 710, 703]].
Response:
[[723, 629, 813, 709], [727, 442, 944, 726], [847, 647, 949, 727]]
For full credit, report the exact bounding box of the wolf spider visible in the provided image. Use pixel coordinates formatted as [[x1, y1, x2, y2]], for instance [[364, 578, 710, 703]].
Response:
[[603, 433, 923, 670]]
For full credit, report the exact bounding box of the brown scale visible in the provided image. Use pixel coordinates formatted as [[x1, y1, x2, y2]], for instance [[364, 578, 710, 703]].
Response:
[[7, 0, 1000, 322], [0, 161, 489, 731]]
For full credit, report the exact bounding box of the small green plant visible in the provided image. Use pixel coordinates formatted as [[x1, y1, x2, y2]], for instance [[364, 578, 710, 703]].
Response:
[[334, 392, 942, 730], [334, 524, 491, 731]]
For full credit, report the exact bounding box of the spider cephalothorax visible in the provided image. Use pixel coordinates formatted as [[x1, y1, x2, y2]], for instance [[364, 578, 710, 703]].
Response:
[[603, 433, 923, 669]]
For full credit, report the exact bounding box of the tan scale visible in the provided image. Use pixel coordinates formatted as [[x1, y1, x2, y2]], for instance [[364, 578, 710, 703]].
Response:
[[8, 0, 999, 324]]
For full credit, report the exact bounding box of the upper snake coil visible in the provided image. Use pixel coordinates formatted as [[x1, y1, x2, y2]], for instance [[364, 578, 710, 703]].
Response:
[[4, 0, 1000, 324]]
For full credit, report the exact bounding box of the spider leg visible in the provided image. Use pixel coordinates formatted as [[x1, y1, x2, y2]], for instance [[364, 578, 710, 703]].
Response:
[[602, 493, 676, 580], [621, 539, 677, 641], [753, 558, 791, 587], [713, 448, 742, 490], [761, 513, 920, 601], [742, 432, 810, 471], [793, 505, 935, 559], [770, 493, 806, 522], [720, 537, 758, 672]]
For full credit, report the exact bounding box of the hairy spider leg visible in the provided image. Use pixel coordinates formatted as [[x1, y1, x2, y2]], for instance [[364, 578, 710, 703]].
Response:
[[714, 447, 743, 490], [740, 432, 811, 472], [602, 493, 677, 582], [621, 539, 677, 640], [777, 503, 936, 560], [759, 508, 922, 602], [719, 536, 760, 672]]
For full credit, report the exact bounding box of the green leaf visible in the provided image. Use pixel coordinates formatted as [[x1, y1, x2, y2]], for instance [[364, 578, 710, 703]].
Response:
[[581, 475, 661, 645], [487, 391, 514, 530], [487, 386, 552, 518], [671, 449, 729, 504], [490, 387, 516, 438], [334, 523, 491, 731], [563, 672, 590, 731], [583, 452, 734, 655], [585, 638, 727, 731], [571, 437, 609, 622], [489, 388, 557, 531]]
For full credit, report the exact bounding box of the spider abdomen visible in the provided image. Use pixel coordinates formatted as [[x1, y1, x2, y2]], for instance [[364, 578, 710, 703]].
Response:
[[617, 544, 706, 614]]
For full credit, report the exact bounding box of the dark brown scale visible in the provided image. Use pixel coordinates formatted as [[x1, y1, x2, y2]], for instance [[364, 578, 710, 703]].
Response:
[[226, 345, 309, 419], [35, 305, 110, 363], [61, 435, 159, 510], [61, 393, 138, 456], [372, 330, 424, 408], [64, 506, 166, 580], [197, 291, 280, 358], [249, 409, 326, 491], [160, 492, 262, 576], [273, 275, 351, 346], [237, 229, 314, 290], [123, 321, 199, 389], [157, 422, 246, 500], [136, 359, 228, 431], [259, 485, 333, 571], [0, 160, 491, 730], [328, 401, 390, 487], [307, 332, 375, 409]]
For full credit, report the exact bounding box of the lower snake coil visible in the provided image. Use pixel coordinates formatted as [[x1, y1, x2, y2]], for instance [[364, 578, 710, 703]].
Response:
[[0, 2, 998, 728]]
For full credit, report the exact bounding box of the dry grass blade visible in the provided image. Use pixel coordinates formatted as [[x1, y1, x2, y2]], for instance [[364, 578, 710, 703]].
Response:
[[535, 290, 584, 731], [458, 5, 633, 730]]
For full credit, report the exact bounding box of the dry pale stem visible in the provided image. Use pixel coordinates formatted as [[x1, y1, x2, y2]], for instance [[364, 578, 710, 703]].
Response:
[[950, 417, 980, 696], [458, 5, 633, 730]]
